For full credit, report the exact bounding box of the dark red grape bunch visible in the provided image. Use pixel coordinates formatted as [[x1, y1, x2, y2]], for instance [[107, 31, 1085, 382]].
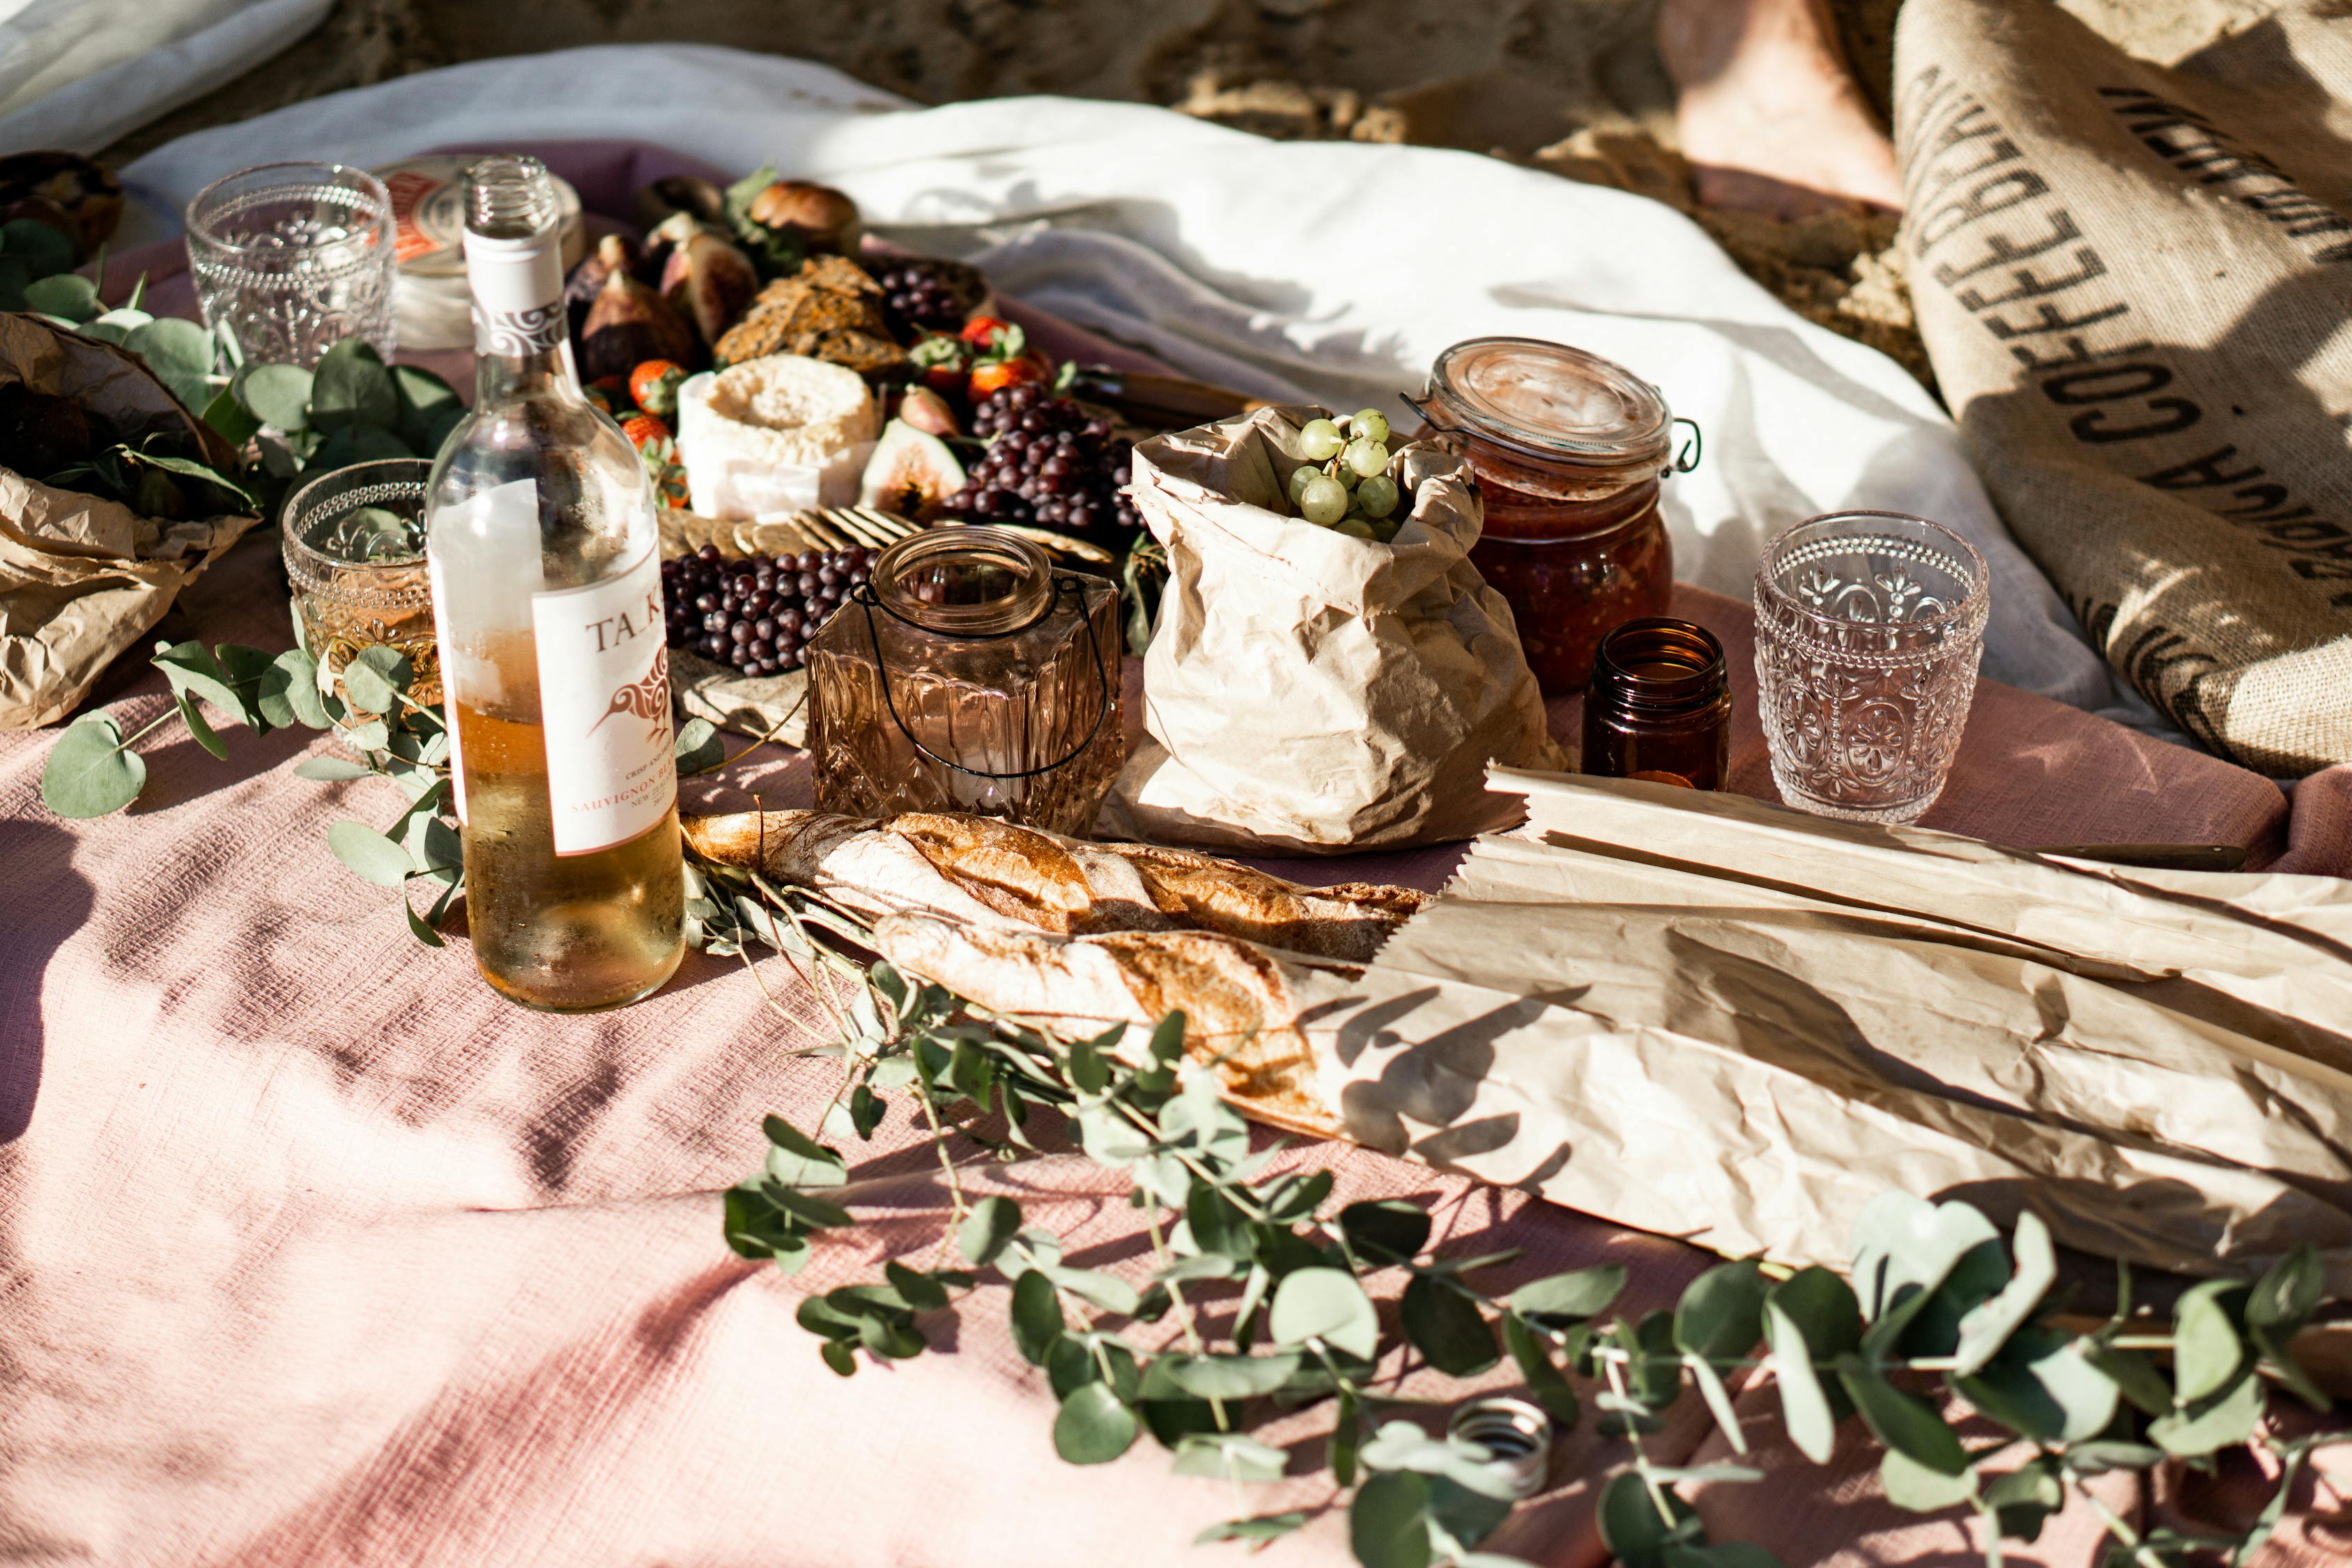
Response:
[[661, 542, 870, 678], [873, 260, 971, 339], [937, 383, 1142, 546]]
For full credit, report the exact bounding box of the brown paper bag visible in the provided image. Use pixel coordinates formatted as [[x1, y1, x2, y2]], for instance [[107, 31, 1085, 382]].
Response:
[[1101, 406, 1562, 852], [1896, 0, 2352, 774], [0, 315, 257, 729]]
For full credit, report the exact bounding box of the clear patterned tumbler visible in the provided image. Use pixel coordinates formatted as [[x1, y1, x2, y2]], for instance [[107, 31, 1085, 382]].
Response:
[[185, 162, 398, 367], [1753, 511, 1989, 825]]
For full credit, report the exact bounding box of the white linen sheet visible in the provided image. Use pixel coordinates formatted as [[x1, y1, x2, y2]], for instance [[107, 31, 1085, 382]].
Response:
[[110, 43, 2157, 729]]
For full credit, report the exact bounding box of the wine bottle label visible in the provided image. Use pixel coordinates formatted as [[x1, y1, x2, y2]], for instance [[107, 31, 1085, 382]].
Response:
[[532, 546, 676, 855], [461, 226, 570, 360]]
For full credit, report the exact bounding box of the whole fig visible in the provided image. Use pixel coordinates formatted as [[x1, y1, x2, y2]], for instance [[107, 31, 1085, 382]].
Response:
[[564, 233, 643, 341], [658, 229, 759, 347], [577, 264, 699, 381]]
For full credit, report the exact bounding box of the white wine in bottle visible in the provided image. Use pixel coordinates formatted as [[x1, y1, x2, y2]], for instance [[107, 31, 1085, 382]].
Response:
[[426, 155, 683, 1011]]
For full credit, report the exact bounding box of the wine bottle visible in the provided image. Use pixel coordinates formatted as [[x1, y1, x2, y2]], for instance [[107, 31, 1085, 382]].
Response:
[[425, 155, 684, 1011]]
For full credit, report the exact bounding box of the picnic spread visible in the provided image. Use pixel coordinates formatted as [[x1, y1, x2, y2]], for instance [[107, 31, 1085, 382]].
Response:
[[8, 22, 2352, 1568]]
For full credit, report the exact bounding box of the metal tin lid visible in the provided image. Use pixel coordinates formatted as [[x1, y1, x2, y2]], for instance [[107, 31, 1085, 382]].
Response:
[[374, 155, 585, 351], [1423, 337, 1673, 473], [375, 154, 584, 277]]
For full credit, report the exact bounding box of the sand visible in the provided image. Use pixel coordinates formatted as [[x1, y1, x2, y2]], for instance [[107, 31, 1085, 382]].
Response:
[[98, 0, 2282, 400]]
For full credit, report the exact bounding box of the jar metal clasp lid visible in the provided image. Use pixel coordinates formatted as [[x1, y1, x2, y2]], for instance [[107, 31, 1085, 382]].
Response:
[[1397, 392, 1703, 479], [850, 574, 1114, 783]]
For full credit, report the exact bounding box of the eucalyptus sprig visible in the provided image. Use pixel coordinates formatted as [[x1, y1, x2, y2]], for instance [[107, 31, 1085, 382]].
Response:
[[701, 868, 2341, 1568], [41, 634, 466, 944]]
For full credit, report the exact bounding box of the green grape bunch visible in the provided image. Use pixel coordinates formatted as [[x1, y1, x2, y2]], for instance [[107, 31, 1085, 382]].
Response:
[[1284, 408, 1408, 541]]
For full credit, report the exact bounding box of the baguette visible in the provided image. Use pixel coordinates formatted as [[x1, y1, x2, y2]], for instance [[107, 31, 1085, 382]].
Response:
[[872, 913, 1342, 1139], [680, 808, 1427, 962]]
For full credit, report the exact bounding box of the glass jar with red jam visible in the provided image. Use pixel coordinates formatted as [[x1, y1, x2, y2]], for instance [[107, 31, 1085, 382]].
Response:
[[1411, 337, 1689, 694]]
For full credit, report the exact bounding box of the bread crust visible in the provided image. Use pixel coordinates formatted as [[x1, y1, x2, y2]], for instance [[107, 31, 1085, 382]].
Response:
[[680, 808, 1427, 962]]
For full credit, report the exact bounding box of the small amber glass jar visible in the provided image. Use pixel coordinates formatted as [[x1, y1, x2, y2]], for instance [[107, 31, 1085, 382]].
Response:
[[1581, 617, 1731, 791], [1413, 337, 1689, 694], [806, 527, 1123, 834]]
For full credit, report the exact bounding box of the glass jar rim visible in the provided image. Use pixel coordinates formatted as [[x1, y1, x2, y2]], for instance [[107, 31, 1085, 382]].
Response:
[[185, 161, 392, 256], [1754, 509, 1990, 635], [1590, 617, 1728, 710], [870, 525, 1056, 636], [1423, 336, 1673, 472]]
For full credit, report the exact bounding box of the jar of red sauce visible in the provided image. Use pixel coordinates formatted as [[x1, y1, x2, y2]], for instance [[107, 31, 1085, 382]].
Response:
[[1411, 338, 1693, 694]]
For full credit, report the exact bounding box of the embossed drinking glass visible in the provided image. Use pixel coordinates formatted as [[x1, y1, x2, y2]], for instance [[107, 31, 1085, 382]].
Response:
[[1753, 511, 1988, 825], [186, 162, 397, 367], [283, 459, 440, 708]]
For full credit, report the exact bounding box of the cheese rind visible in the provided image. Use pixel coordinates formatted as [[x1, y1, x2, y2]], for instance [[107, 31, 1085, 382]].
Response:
[[676, 355, 879, 517]]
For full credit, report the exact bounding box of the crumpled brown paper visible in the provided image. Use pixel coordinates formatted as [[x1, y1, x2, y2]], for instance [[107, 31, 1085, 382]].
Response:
[[0, 314, 257, 730], [1101, 405, 1561, 853], [1299, 769, 2352, 1290]]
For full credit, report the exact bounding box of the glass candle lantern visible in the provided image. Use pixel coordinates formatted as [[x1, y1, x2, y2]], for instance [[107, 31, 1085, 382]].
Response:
[[1411, 337, 1695, 695], [1581, 617, 1732, 791], [282, 458, 440, 707], [806, 527, 1123, 834]]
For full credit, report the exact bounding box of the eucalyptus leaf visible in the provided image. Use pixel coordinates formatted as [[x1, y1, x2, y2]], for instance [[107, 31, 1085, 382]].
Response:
[[1879, 1447, 1976, 1513], [958, 1194, 1020, 1266], [1949, 1210, 2057, 1378], [394, 362, 461, 451], [263, 649, 330, 730], [1509, 1263, 1627, 1325], [1401, 1275, 1499, 1377], [1951, 1327, 2116, 1443], [1162, 1351, 1300, 1401], [1351, 1469, 1433, 1568], [1502, 1314, 1580, 1427], [1835, 1356, 1967, 1477], [24, 272, 99, 322], [0, 255, 29, 310], [175, 688, 227, 760], [309, 339, 401, 431], [125, 317, 217, 412], [202, 385, 263, 447], [2172, 1279, 2249, 1404], [1764, 1298, 1838, 1464], [293, 753, 375, 782], [2247, 1245, 2322, 1335], [327, 820, 415, 887], [761, 1113, 847, 1189], [2149, 1368, 2263, 1457], [1174, 1430, 1288, 1484], [40, 712, 145, 817], [1011, 1269, 1063, 1366], [1038, 1265, 1140, 1317], [238, 362, 316, 431], [1340, 1198, 1431, 1265], [1674, 1260, 1767, 1364], [674, 715, 724, 773], [1194, 1512, 1308, 1545], [1186, 1184, 1251, 1261], [1270, 1267, 1379, 1360], [153, 639, 257, 728], [1053, 1381, 1139, 1465], [1849, 1192, 2002, 1355], [1596, 1470, 1698, 1568]]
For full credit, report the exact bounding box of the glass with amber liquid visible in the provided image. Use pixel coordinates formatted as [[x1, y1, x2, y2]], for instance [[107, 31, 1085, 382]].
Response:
[[806, 528, 1123, 835], [1581, 617, 1732, 791], [425, 155, 683, 1010]]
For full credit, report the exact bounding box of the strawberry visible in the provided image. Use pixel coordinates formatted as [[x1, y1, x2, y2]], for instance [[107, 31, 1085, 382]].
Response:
[[621, 413, 672, 451], [968, 353, 1050, 398], [909, 332, 972, 401], [585, 376, 635, 418], [959, 315, 1015, 351], [629, 360, 688, 420]]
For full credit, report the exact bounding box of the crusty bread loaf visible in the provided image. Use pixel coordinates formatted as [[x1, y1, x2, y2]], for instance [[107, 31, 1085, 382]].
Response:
[[680, 808, 1427, 962], [872, 914, 1342, 1139]]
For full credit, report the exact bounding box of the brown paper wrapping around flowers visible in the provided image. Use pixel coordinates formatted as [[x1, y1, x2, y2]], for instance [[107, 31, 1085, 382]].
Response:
[[1102, 404, 1563, 852], [0, 314, 258, 730]]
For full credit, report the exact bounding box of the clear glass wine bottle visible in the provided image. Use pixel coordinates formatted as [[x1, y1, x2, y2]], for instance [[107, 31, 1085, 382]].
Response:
[[424, 155, 684, 1011]]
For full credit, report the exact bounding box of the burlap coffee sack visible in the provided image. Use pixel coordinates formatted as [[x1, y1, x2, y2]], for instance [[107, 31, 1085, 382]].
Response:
[[1102, 405, 1562, 853], [1896, 0, 2352, 774]]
